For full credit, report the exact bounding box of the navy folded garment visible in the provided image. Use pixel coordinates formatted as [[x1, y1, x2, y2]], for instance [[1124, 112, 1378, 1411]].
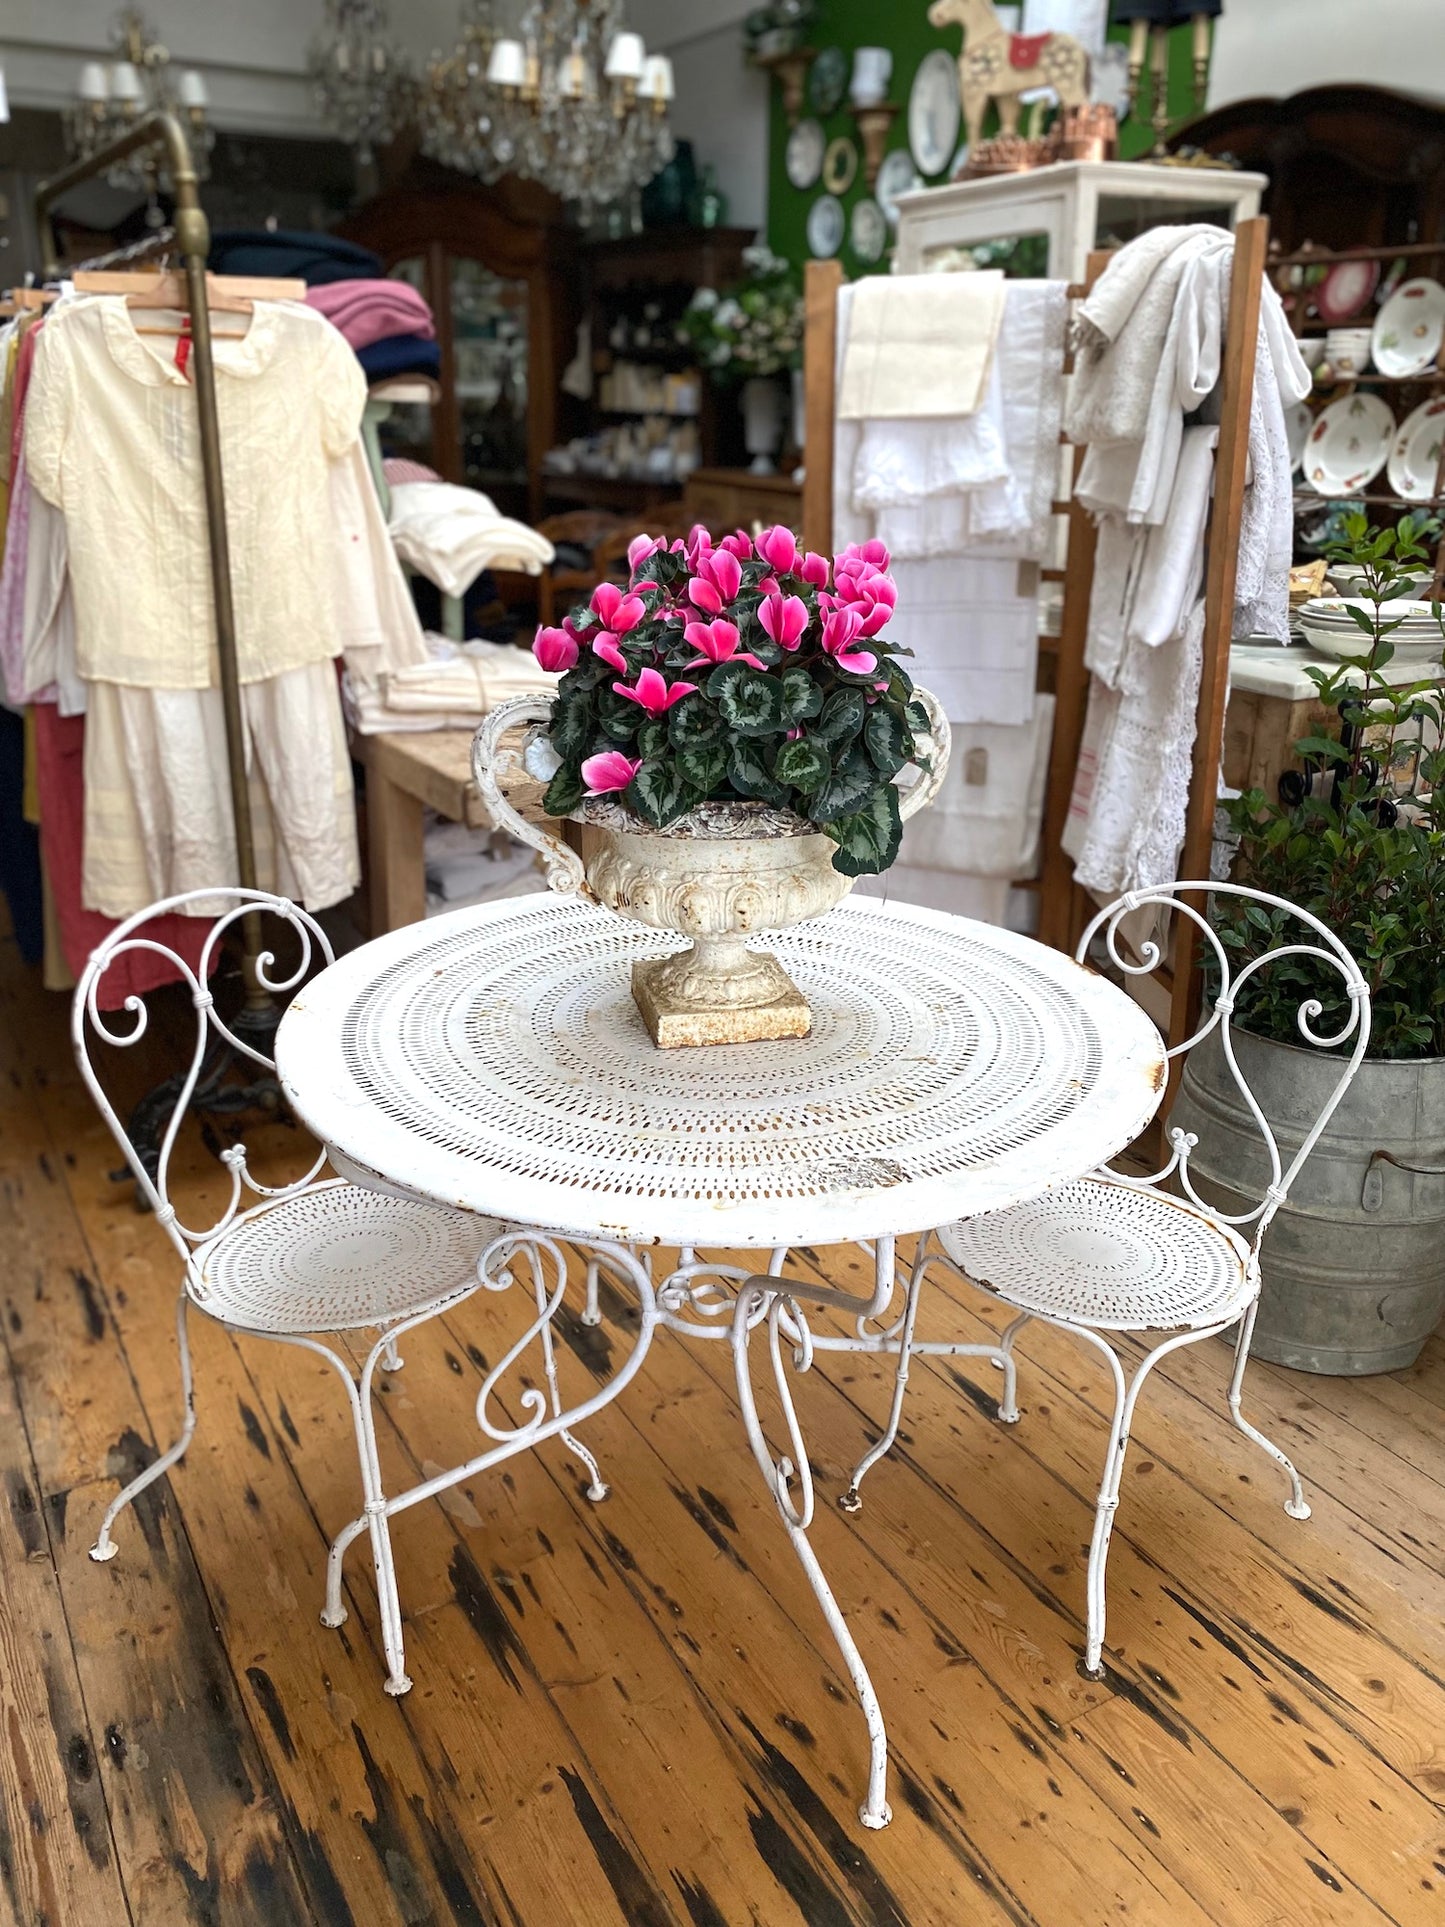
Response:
[[208, 227, 382, 286], [357, 333, 443, 382]]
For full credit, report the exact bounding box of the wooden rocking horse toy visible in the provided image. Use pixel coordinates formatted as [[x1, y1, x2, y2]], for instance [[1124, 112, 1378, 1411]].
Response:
[[927, 0, 1091, 147]]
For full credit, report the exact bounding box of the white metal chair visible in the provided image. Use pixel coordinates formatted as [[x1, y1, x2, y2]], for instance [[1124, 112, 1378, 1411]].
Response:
[[74, 887, 606, 1696], [838, 883, 1371, 1679]]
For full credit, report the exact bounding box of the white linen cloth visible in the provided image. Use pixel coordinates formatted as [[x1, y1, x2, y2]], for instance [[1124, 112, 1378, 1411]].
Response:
[[81, 661, 359, 916], [387, 482, 555, 598], [25, 297, 365, 686], [347, 636, 560, 734], [887, 556, 1040, 728], [837, 271, 1005, 420], [894, 695, 1055, 879]]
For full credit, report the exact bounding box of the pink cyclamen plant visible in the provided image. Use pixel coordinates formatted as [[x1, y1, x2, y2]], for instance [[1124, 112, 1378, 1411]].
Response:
[[530, 525, 925, 877]]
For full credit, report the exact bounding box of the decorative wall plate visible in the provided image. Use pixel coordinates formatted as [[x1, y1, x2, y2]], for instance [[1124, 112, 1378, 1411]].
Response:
[[806, 193, 845, 259], [786, 117, 826, 190], [809, 44, 848, 115], [822, 134, 858, 196], [1315, 258, 1380, 325], [1387, 394, 1445, 501], [850, 197, 888, 265], [1285, 401, 1313, 472], [1302, 392, 1395, 495], [876, 147, 923, 229], [1372, 277, 1445, 379], [908, 48, 961, 177]]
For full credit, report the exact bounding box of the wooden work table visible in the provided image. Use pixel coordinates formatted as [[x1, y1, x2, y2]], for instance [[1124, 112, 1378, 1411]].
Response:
[[354, 726, 551, 933]]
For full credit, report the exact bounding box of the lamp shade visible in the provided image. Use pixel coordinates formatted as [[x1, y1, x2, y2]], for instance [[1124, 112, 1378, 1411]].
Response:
[[109, 60, 145, 103], [77, 60, 110, 101], [486, 37, 526, 88], [640, 53, 674, 103], [178, 68, 209, 109], [604, 31, 645, 82]]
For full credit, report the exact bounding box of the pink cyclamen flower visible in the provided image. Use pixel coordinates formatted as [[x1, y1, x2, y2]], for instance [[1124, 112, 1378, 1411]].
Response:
[[700, 548, 742, 603], [591, 632, 629, 674], [532, 626, 578, 673], [719, 529, 754, 560], [758, 593, 809, 651], [581, 751, 642, 794], [821, 605, 878, 677], [757, 524, 801, 575], [687, 576, 724, 616], [683, 619, 764, 670], [684, 523, 714, 568], [613, 667, 698, 715], [799, 550, 830, 587], [627, 532, 662, 573], [590, 580, 645, 632]]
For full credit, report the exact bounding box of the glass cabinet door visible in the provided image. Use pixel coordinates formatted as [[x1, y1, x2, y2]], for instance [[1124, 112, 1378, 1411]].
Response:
[[450, 256, 529, 505]]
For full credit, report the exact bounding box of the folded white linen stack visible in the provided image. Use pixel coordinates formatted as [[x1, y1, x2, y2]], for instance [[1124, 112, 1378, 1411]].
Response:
[[832, 274, 1069, 923], [344, 636, 561, 735], [1062, 224, 1311, 899], [387, 482, 556, 597]]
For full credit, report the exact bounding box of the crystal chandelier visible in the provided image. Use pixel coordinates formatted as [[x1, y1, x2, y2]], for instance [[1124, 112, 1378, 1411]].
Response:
[[307, 0, 413, 166], [64, 9, 214, 190], [419, 1, 675, 214]]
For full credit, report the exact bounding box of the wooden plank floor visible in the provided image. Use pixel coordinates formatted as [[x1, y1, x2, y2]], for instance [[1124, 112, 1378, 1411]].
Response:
[[1, 920, 1443, 1927]]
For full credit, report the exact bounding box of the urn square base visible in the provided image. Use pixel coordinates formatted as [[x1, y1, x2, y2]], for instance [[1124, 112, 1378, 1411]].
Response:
[[631, 953, 813, 1049]]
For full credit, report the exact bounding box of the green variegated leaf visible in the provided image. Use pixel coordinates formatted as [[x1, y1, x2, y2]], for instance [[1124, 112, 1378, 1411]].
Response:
[[542, 762, 586, 817], [814, 688, 867, 748], [626, 758, 694, 828], [710, 663, 785, 736], [774, 737, 830, 792], [811, 743, 878, 821], [779, 664, 824, 721], [676, 742, 728, 792], [727, 742, 788, 806], [864, 704, 915, 778], [822, 784, 903, 876], [549, 688, 592, 760], [669, 696, 725, 747]]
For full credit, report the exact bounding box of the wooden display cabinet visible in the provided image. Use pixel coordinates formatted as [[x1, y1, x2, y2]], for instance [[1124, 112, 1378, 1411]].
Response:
[[342, 164, 581, 521]]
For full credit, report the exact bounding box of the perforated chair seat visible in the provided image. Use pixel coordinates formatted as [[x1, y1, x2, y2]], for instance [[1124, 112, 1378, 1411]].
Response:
[[193, 1184, 504, 1335], [938, 1176, 1256, 1333]]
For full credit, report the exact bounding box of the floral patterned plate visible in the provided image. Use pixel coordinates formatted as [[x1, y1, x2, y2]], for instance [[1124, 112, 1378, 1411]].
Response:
[[1302, 391, 1396, 495], [1371, 277, 1445, 379], [1386, 394, 1445, 502]]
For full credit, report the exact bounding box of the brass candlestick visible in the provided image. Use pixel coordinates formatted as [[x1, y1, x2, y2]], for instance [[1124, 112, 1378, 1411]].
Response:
[[750, 44, 817, 127], [849, 100, 898, 190]]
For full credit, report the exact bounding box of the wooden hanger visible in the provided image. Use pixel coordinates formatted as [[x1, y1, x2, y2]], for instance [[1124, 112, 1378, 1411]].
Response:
[[70, 268, 307, 338]]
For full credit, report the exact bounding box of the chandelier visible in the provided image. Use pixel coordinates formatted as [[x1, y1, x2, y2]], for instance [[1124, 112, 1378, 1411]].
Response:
[[418, 1, 675, 214], [64, 9, 214, 190], [307, 0, 413, 166]]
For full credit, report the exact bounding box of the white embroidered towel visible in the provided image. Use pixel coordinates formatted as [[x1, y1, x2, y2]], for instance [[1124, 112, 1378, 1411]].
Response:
[[838, 271, 1005, 420], [894, 695, 1055, 879], [889, 555, 1039, 727]]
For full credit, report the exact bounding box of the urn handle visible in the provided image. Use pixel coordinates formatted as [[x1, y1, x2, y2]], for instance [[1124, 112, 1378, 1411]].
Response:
[[898, 687, 952, 824], [471, 696, 591, 900]]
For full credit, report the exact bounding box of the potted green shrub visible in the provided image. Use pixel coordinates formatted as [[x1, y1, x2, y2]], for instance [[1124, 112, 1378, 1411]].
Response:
[[1171, 512, 1445, 1372]]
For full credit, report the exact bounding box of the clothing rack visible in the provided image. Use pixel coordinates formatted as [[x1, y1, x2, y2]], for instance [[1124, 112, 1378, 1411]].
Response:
[[800, 214, 1271, 1087], [33, 114, 269, 985]]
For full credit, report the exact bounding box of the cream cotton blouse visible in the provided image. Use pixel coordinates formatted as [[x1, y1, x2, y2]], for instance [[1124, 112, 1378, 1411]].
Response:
[[25, 297, 366, 689]]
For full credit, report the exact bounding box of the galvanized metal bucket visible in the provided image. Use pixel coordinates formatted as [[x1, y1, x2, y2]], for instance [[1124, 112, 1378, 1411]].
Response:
[[1170, 1027, 1445, 1375]]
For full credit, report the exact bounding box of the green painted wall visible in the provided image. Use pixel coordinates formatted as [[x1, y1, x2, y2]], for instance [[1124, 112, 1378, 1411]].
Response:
[[764, 2, 1212, 275]]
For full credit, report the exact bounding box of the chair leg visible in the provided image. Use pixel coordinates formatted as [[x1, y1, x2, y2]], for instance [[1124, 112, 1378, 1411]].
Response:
[[380, 1327, 404, 1373], [91, 1287, 197, 1562], [996, 1311, 1028, 1424], [1227, 1299, 1310, 1521], [840, 1241, 929, 1514], [526, 1242, 607, 1501], [353, 1373, 412, 1695], [1079, 1335, 1131, 1679]]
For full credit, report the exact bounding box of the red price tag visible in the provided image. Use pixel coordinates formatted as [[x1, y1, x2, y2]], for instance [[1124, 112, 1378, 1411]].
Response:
[[174, 316, 193, 379]]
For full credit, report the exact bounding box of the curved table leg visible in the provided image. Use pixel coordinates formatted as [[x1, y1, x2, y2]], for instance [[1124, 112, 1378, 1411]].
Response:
[[730, 1240, 898, 1829]]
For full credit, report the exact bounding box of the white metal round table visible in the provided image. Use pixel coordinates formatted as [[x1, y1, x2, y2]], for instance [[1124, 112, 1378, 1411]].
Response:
[[276, 891, 1166, 1827]]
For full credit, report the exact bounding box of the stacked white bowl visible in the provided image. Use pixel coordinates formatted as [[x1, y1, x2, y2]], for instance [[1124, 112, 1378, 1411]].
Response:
[[1324, 327, 1374, 376], [1297, 596, 1444, 661]]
